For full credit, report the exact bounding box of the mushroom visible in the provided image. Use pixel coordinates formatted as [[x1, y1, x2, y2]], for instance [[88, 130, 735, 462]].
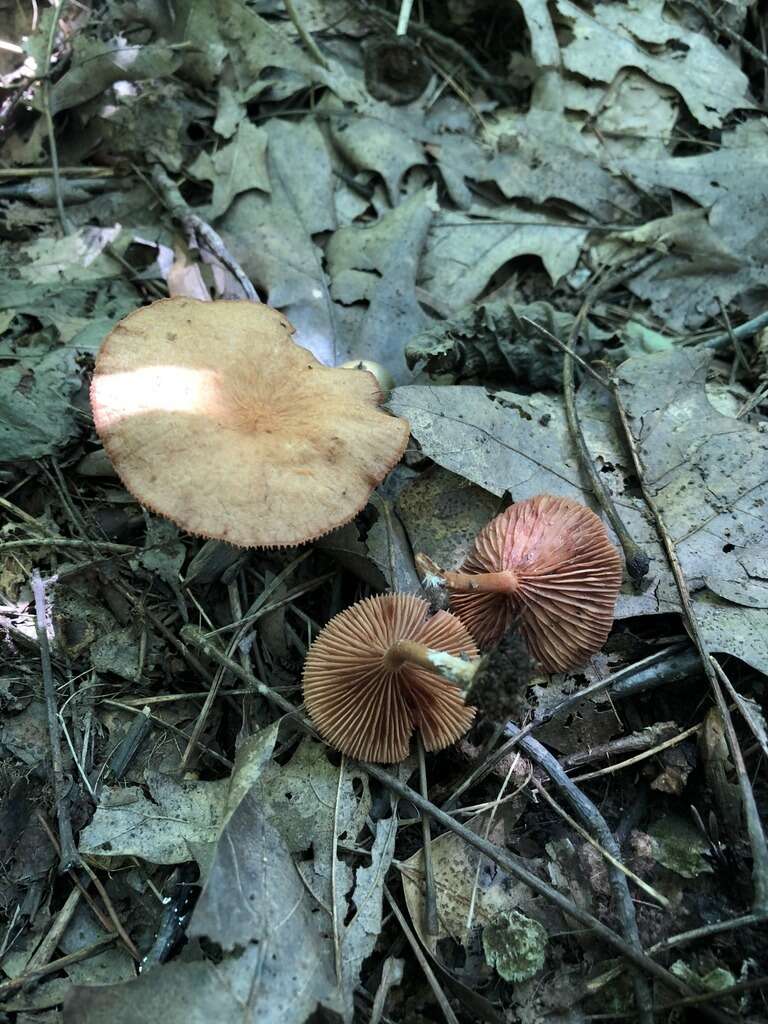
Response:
[[417, 494, 622, 672], [302, 593, 478, 762], [90, 298, 410, 548]]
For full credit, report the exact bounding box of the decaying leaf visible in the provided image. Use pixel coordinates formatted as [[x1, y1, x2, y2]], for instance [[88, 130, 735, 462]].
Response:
[[0, 350, 82, 461], [79, 772, 228, 864], [556, 0, 754, 129], [188, 120, 270, 220], [327, 187, 436, 380]]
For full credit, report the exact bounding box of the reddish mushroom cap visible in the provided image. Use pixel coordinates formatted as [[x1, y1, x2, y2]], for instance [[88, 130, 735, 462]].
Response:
[[90, 298, 410, 548], [450, 495, 622, 672], [303, 594, 477, 763]]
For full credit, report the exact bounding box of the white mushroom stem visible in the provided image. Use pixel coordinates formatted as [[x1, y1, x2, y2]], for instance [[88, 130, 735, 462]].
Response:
[[416, 553, 519, 595], [383, 639, 481, 687]]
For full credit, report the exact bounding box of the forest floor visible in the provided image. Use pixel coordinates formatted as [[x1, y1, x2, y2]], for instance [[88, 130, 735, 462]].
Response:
[[1, 2, 768, 1023]]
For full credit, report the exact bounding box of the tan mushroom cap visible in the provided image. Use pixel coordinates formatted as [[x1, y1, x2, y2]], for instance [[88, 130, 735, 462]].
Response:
[[90, 299, 410, 548], [450, 495, 622, 672], [303, 594, 477, 763]]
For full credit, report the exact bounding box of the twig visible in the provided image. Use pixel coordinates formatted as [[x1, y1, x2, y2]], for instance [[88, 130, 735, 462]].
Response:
[[25, 886, 82, 972], [649, 910, 768, 953], [570, 721, 701, 783], [180, 625, 316, 725], [396, 0, 415, 35], [683, 0, 768, 69], [32, 571, 79, 872], [519, 316, 610, 389], [416, 734, 439, 938], [384, 886, 460, 1024], [102, 700, 233, 770], [41, 2, 69, 234], [530, 777, 669, 908], [284, 0, 328, 66], [0, 935, 117, 1000], [586, 974, 768, 1018], [611, 382, 768, 913], [465, 754, 526, 940], [442, 644, 688, 810], [0, 538, 135, 553], [369, 956, 404, 1024], [709, 658, 768, 908], [371, 771, 724, 1018], [150, 165, 260, 302], [562, 311, 650, 581], [516, 310, 650, 579], [331, 754, 345, 988], [509, 725, 655, 1024], [364, 2, 513, 104], [697, 309, 768, 350], [177, 629, 714, 1010], [36, 812, 140, 961]]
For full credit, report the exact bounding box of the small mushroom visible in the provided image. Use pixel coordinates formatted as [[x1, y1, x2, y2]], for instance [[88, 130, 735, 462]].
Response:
[[90, 298, 410, 548], [417, 495, 622, 672], [302, 593, 477, 763]]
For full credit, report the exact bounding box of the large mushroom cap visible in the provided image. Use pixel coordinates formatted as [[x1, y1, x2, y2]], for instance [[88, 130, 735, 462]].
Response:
[[450, 495, 622, 672], [303, 594, 477, 763], [90, 298, 410, 548]]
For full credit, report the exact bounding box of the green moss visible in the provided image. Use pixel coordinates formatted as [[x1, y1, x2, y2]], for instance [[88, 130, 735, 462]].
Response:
[[482, 910, 547, 983]]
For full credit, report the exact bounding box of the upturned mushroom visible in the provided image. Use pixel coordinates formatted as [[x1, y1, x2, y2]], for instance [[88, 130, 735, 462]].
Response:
[[90, 298, 410, 548], [302, 593, 478, 762], [417, 494, 622, 673]]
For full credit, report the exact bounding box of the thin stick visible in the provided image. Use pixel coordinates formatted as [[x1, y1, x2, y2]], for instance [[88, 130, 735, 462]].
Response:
[[396, 0, 416, 35], [32, 571, 79, 872], [180, 625, 313, 724], [508, 725, 655, 1024], [41, 2, 69, 234], [371, 771, 724, 1018], [684, 0, 768, 69], [150, 165, 259, 302], [698, 309, 768, 350], [570, 721, 701, 782], [102, 700, 233, 770], [176, 628, 715, 1012], [519, 317, 611, 389], [25, 886, 82, 971], [0, 539, 135, 553], [384, 886, 460, 1024], [709, 657, 768, 908], [465, 754, 525, 938], [416, 734, 439, 938], [284, 0, 329, 67], [36, 812, 140, 960], [649, 910, 768, 954], [562, 318, 650, 581], [611, 382, 768, 913], [531, 778, 669, 907], [0, 935, 117, 1000], [442, 645, 686, 810], [331, 754, 344, 987]]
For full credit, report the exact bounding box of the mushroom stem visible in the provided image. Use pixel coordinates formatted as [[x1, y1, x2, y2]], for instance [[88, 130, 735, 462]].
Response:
[[416, 553, 519, 595], [384, 639, 481, 687]]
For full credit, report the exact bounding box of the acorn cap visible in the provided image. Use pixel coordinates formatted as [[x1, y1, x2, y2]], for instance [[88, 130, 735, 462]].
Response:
[[303, 594, 477, 763], [90, 298, 410, 548], [450, 495, 622, 672]]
